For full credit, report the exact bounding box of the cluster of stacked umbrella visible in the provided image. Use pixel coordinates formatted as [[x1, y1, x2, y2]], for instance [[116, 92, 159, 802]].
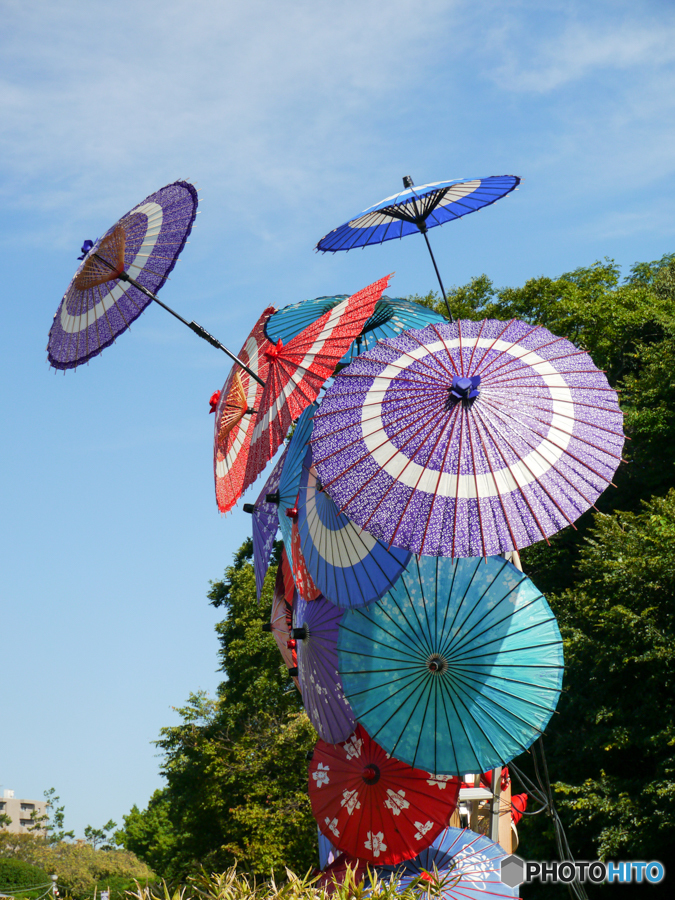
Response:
[[48, 177, 625, 898]]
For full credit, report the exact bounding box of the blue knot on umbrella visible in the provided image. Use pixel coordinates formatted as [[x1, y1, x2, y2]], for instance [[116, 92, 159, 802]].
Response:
[[77, 239, 94, 260], [449, 374, 481, 403]]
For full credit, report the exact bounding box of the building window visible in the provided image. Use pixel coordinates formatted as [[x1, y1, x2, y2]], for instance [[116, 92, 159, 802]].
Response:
[[20, 819, 33, 828], [20, 804, 35, 812]]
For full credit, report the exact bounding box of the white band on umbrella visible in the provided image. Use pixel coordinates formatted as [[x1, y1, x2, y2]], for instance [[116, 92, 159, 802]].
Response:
[[305, 466, 377, 567], [250, 300, 348, 444], [361, 337, 574, 500], [60, 201, 164, 334], [215, 334, 261, 477]]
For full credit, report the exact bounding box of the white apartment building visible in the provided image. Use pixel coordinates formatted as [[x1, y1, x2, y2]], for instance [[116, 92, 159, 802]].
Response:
[[0, 790, 47, 834]]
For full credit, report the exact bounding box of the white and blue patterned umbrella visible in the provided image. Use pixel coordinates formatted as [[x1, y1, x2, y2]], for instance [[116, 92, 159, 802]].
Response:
[[338, 554, 563, 775], [378, 827, 519, 899], [297, 444, 410, 608], [316, 176, 520, 319]]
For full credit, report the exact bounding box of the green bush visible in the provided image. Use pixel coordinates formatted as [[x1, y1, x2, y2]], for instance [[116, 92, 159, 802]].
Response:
[[0, 856, 50, 891]]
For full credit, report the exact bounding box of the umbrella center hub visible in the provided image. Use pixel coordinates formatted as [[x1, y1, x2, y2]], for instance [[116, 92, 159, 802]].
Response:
[[362, 764, 380, 785], [426, 653, 448, 675], [447, 374, 481, 407]]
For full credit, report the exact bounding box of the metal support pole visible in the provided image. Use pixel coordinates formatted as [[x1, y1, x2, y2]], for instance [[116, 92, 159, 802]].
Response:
[[490, 766, 502, 843], [421, 231, 453, 323], [92, 254, 265, 386]]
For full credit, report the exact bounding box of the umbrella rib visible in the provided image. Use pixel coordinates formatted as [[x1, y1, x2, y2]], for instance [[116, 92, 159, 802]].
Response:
[[470, 409, 563, 538], [466, 318, 489, 374], [478, 339, 587, 382], [442, 588, 543, 656], [449, 668, 558, 720], [387, 401, 459, 549], [448, 670, 549, 742], [328, 507, 372, 606], [472, 322, 543, 377], [450, 407, 468, 558], [437, 564, 507, 661], [419, 415, 461, 554], [466, 319, 516, 373], [468, 407, 521, 551], [479, 395, 618, 487], [401, 328, 459, 380], [462, 406, 488, 557]]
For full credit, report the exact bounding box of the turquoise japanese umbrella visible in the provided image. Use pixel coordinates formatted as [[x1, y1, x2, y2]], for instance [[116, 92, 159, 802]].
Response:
[[337, 555, 563, 775], [268, 402, 317, 576]]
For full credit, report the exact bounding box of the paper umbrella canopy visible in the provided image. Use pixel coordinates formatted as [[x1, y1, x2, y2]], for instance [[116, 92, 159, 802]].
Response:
[[337, 554, 564, 775], [311, 318, 624, 558], [309, 725, 460, 865]]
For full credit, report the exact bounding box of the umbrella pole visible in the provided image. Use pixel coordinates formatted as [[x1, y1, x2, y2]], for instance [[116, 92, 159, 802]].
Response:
[[101, 262, 265, 386], [421, 231, 453, 322]]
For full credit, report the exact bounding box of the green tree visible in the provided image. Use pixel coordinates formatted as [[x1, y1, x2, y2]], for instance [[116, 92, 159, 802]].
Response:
[[83, 819, 118, 850], [29, 789, 74, 842], [118, 543, 317, 880]]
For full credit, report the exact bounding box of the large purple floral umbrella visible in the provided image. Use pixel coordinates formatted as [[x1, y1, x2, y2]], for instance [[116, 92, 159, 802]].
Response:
[[244, 446, 288, 598], [293, 592, 355, 743], [311, 319, 624, 558]]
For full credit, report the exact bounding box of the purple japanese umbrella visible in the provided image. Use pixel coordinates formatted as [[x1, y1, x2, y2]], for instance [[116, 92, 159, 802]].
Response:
[[293, 592, 355, 744], [244, 446, 288, 598], [48, 181, 261, 383], [311, 319, 624, 558]]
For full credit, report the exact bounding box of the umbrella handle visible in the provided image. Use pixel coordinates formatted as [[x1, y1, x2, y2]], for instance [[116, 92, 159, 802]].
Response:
[[93, 254, 266, 386]]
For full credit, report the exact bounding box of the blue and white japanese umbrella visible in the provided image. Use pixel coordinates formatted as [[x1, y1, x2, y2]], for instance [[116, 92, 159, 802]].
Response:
[[271, 402, 317, 575], [378, 827, 519, 899], [297, 444, 410, 608], [337, 554, 563, 775], [265, 295, 445, 364], [316, 176, 520, 320]]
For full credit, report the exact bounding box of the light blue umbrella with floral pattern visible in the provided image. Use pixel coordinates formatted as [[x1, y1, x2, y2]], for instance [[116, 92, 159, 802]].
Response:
[[338, 555, 563, 775]]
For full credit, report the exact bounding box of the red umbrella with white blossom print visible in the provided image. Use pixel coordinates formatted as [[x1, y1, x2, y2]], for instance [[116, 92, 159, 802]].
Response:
[[308, 724, 460, 865]]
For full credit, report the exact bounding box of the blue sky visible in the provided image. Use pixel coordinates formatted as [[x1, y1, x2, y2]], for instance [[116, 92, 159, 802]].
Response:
[[1, 0, 674, 837]]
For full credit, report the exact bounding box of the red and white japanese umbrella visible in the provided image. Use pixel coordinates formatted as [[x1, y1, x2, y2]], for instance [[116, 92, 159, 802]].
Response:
[[309, 724, 460, 865], [264, 548, 300, 690], [214, 307, 274, 513], [291, 518, 321, 602], [244, 276, 392, 489]]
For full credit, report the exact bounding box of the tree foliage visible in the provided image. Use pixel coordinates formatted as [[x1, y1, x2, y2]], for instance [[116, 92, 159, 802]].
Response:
[[0, 832, 154, 900], [118, 541, 317, 879]]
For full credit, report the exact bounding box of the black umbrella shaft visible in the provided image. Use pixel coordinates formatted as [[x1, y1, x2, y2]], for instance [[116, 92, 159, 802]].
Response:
[[421, 231, 453, 322], [94, 255, 265, 386]]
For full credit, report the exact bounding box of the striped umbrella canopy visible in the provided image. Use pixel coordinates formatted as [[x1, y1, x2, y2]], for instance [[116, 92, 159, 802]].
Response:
[[378, 827, 520, 899], [293, 591, 355, 743], [245, 446, 288, 598], [245, 276, 391, 488], [274, 403, 318, 575], [312, 318, 624, 558], [264, 549, 300, 690], [309, 725, 460, 865], [297, 444, 410, 608], [337, 555, 564, 775], [214, 307, 274, 513], [291, 518, 322, 602], [316, 177, 520, 252], [265, 295, 446, 365], [48, 181, 198, 370]]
